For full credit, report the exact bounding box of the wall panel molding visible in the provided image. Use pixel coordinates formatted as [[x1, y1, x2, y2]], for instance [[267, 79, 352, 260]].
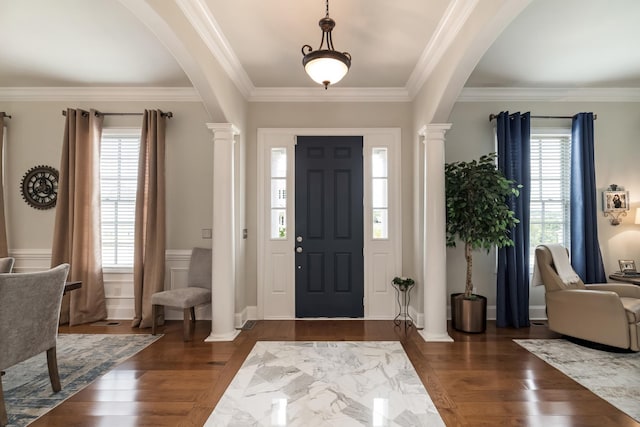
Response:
[[9, 249, 212, 321]]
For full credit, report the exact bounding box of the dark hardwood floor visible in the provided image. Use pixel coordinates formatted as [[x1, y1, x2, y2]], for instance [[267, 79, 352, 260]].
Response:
[[32, 320, 638, 426]]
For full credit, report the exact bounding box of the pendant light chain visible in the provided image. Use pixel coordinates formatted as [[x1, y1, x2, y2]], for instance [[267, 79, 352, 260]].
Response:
[[325, 0, 329, 18]]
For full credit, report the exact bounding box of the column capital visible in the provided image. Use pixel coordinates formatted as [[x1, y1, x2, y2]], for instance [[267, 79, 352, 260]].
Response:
[[206, 123, 240, 139], [418, 123, 452, 143]]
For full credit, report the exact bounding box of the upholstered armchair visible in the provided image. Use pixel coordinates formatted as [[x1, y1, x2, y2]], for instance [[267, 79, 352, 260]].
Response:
[[0, 258, 14, 273], [151, 247, 212, 341], [0, 263, 70, 426], [535, 246, 640, 351]]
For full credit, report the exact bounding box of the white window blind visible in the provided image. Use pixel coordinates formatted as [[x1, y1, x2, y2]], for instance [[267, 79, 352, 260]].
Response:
[[529, 131, 571, 271], [100, 130, 140, 267]]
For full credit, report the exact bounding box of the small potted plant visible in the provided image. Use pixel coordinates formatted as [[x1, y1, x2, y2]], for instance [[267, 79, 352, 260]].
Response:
[[445, 153, 520, 333], [392, 276, 415, 291]]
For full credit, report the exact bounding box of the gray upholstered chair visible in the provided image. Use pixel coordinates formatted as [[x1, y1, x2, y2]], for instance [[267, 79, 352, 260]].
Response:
[[0, 258, 14, 274], [151, 247, 212, 341], [535, 245, 640, 351], [0, 263, 70, 426]]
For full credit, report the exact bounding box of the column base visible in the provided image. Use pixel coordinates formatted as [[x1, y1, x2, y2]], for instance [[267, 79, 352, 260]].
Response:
[[204, 329, 241, 342], [418, 330, 453, 342]]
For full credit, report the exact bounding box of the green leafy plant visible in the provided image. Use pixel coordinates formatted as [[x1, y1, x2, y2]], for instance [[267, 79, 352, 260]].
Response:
[[445, 153, 520, 299], [392, 276, 415, 291]]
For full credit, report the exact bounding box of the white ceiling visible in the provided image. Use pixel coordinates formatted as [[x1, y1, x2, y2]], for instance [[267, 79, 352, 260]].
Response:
[[0, 0, 639, 95], [205, 0, 450, 88], [0, 0, 189, 87], [467, 0, 640, 88]]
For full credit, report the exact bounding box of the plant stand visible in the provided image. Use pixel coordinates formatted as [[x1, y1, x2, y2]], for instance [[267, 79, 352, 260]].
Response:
[[392, 282, 415, 329]]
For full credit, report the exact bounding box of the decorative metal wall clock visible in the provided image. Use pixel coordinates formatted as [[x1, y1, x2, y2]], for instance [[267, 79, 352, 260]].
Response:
[[20, 165, 59, 209]]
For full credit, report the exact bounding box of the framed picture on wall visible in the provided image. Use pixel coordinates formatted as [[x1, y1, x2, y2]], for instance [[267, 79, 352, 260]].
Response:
[[618, 259, 637, 273], [602, 190, 629, 212]]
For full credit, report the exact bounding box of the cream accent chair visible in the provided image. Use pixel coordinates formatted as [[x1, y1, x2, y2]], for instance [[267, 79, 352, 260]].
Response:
[[0, 264, 70, 426], [151, 247, 212, 341], [535, 246, 640, 351]]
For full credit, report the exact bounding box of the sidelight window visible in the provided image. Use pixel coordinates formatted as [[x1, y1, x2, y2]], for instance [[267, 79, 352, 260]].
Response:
[[270, 148, 287, 239], [372, 148, 388, 239]]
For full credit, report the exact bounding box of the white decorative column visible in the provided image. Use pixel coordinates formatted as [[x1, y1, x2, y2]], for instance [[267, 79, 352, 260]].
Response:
[[418, 124, 453, 342], [205, 123, 241, 342]]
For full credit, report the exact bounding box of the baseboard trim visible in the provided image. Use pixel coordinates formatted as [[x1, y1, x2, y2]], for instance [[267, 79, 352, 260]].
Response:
[[423, 304, 548, 322]]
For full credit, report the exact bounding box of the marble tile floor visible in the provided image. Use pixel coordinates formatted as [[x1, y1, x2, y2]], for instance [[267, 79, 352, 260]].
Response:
[[205, 341, 445, 427]]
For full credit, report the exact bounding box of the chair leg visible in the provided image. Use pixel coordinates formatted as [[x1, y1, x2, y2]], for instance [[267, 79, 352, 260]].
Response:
[[0, 376, 7, 427], [183, 308, 192, 341], [46, 347, 61, 393], [152, 304, 158, 335], [190, 306, 196, 322]]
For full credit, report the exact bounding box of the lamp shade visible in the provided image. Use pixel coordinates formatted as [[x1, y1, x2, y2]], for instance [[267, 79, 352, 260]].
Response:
[[635, 207, 640, 224], [303, 53, 349, 86]]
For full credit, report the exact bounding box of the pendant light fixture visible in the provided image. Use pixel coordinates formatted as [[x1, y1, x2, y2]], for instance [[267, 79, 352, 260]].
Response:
[[301, 0, 351, 89]]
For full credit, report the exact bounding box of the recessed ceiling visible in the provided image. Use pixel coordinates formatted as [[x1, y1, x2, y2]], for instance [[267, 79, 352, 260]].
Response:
[[0, 0, 190, 87], [0, 0, 639, 95], [205, 0, 449, 88], [467, 0, 640, 88]]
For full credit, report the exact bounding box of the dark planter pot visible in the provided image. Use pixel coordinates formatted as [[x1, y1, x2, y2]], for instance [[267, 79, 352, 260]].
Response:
[[451, 293, 487, 333]]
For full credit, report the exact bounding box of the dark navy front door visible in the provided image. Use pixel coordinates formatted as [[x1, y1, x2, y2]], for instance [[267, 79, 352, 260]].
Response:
[[295, 136, 364, 317]]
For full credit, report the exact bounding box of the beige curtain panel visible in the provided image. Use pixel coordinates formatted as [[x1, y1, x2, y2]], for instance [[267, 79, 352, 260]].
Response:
[[0, 115, 8, 257], [132, 110, 167, 328], [52, 108, 107, 325]]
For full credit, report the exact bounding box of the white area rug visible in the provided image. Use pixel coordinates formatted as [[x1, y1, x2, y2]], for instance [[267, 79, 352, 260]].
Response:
[[515, 338, 640, 422], [205, 341, 445, 427]]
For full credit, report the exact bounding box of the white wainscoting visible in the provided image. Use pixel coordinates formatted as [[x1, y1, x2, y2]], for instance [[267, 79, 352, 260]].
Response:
[[9, 249, 213, 321], [9, 249, 548, 325]]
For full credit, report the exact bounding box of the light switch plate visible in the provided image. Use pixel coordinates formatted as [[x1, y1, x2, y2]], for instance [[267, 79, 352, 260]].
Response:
[[201, 228, 212, 239]]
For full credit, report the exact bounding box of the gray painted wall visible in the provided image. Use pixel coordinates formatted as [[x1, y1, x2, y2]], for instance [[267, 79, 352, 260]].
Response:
[[1, 101, 213, 251], [446, 101, 640, 310], [2, 98, 637, 319]]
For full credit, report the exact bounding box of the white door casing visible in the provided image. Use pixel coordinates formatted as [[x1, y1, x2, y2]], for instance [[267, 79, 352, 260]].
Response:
[[257, 128, 402, 319]]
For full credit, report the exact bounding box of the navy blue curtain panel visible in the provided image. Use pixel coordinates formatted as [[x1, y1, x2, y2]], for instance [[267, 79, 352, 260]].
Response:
[[496, 112, 531, 328], [570, 113, 606, 283]]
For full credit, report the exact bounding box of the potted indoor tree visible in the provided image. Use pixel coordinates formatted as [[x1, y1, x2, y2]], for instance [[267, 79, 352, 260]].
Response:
[[445, 153, 520, 333]]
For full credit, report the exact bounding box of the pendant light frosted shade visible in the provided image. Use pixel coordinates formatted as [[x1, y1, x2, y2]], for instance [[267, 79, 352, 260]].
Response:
[[303, 52, 350, 87], [301, 1, 351, 89]]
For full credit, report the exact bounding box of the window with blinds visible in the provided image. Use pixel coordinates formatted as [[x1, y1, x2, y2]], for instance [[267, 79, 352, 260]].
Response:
[[529, 130, 571, 271], [100, 130, 140, 268]]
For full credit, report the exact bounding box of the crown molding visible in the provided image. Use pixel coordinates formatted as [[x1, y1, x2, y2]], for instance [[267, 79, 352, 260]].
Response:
[[249, 87, 411, 103], [176, 0, 254, 99], [4, 86, 637, 104], [458, 87, 640, 102], [0, 87, 201, 102], [406, 0, 479, 98]]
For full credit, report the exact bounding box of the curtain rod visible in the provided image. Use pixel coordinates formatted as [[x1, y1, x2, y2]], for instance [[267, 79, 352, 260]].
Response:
[[489, 113, 597, 122], [0, 112, 11, 119], [61, 110, 173, 118]]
